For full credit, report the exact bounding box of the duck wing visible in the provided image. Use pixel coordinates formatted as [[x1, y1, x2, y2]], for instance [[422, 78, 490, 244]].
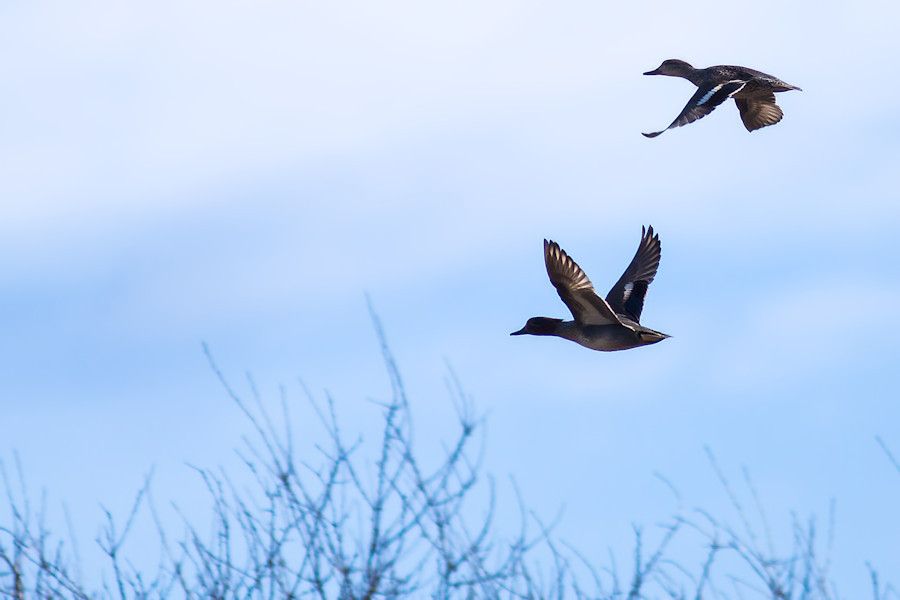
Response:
[[643, 80, 747, 138], [544, 239, 622, 327], [734, 93, 784, 131], [605, 226, 661, 323]]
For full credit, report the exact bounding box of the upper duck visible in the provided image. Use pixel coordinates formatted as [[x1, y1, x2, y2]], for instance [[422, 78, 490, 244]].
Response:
[[512, 226, 669, 352], [642, 59, 801, 138]]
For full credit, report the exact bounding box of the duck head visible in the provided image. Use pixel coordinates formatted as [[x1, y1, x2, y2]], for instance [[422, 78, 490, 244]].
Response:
[[511, 317, 563, 337], [644, 59, 695, 77]]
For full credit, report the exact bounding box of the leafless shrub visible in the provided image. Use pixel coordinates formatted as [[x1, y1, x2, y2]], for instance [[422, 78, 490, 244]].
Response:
[[1, 311, 897, 599]]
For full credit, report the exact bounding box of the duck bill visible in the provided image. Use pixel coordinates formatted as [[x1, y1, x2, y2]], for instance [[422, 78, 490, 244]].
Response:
[[643, 68, 663, 76], [510, 327, 528, 336]]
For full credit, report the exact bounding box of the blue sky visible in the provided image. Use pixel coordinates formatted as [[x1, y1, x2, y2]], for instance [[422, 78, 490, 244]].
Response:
[[2, 0, 900, 595]]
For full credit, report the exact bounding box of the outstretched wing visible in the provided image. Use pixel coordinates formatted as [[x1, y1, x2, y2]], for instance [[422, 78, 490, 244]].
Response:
[[643, 80, 747, 138], [604, 226, 661, 323], [544, 240, 622, 327], [734, 93, 784, 132]]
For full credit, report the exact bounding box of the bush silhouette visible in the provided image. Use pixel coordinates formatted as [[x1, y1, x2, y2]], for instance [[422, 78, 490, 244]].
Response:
[[1, 314, 896, 599]]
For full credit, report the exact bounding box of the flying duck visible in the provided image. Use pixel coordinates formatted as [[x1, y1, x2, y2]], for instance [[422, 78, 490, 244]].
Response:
[[642, 59, 801, 137], [512, 226, 669, 351]]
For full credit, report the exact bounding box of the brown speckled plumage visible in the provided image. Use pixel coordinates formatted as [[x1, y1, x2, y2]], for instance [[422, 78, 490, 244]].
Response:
[[643, 59, 801, 137]]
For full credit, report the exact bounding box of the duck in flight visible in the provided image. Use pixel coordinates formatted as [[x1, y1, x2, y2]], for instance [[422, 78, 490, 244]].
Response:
[[512, 226, 669, 351], [642, 59, 801, 138]]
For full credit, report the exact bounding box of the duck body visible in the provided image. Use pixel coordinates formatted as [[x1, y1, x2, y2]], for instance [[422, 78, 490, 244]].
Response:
[[513, 317, 668, 352], [643, 59, 801, 137], [512, 227, 669, 352]]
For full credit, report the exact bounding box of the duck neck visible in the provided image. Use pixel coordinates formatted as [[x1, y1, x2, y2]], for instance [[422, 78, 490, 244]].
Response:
[[675, 64, 704, 85]]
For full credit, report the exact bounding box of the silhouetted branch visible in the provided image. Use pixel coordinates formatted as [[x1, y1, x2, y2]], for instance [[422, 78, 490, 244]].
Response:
[[1, 316, 897, 599]]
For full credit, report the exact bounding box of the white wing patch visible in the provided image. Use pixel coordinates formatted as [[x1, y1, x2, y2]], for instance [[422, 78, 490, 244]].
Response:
[[696, 86, 720, 106], [724, 80, 748, 97], [698, 80, 747, 106], [623, 282, 633, 302]]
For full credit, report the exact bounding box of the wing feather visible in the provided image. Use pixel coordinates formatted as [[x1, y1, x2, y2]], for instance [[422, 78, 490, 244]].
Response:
[[734, 94, 784, 131], [604, 226, 661, 323], [544, 240, 622, 326], [644, 80, 747, 137]]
